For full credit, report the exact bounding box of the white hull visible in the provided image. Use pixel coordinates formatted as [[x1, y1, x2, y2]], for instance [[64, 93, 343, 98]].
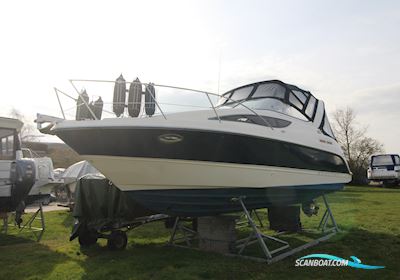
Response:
[[84, 155, 352, 191]]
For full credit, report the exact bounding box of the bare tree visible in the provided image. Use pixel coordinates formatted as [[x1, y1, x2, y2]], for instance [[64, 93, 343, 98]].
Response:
[[9, 108, 39, 142], [332, 107, 383, 184]]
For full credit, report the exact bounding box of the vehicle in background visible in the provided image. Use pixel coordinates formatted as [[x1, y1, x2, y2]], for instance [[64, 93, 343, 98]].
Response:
[[22, 148, 64, 205], [367, 154, 400, 186]]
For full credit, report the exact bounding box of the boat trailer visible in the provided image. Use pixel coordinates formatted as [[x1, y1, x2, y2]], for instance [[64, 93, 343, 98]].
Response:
[[73, 213, 169, 250]]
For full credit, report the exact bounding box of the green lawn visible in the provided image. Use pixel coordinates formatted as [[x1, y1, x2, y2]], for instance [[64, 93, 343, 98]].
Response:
[[1, 186, 399, 280]]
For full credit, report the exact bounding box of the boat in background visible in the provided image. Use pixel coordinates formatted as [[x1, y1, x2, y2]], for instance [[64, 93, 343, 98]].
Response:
[[0, 117, 36, 218], [61, 160, 102, 199], [37, 77, 352, 217], [22, 149, 64, 205]]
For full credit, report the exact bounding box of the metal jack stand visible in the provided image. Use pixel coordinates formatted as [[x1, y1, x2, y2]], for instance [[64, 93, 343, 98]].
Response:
[[19, 204, 46, 241], [168, 217, 197, 247], [318, 195, 339, 233], [237, 209, 264, 228], [167, 195, 339, 264], [1, 205, 45, 242], [231, 195, 339, 263], [232, 197, 289, 262]]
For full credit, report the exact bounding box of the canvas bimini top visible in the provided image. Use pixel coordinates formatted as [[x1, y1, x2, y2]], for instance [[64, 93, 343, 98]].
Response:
[[217, 80, 335, 138]]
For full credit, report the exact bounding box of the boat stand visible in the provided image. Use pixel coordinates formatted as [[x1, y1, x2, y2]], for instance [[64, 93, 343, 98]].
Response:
[[236, 209, 264, 228], [232, 197, 290, 262], [231, 195, 339, 263], [0, 205, 45, 242], [168, 217, 198, 247], [168, 195, 339, 264]]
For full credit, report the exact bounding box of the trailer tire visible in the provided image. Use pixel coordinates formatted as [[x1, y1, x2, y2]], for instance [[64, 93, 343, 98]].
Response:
[[42, 196, 51, 206], [78, 229, 98, 247], [107, 230, 127, 250]]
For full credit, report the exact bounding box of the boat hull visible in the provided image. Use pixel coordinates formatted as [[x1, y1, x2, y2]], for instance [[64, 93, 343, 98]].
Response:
[[54, 126, 350, 175], [78, 155, 347, 216], [126, 184, 344, 216], [83, 155, 351, 191], [53, 123, 351, 216]]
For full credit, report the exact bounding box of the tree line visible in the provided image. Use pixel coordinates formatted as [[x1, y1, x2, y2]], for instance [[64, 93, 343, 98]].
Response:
[[332, 107, 383, 184]]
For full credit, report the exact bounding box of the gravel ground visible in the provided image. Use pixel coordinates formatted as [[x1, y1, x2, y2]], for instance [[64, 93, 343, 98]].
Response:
[[25, 203, 70, 213]]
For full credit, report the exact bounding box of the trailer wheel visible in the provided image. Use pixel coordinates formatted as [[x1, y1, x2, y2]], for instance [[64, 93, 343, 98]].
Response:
[[107, 230, 127, 250], [78, 229, 98, 247]]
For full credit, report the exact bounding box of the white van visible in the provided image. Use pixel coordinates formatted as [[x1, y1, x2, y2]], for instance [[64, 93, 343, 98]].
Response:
[[367, 154, 400, 186]]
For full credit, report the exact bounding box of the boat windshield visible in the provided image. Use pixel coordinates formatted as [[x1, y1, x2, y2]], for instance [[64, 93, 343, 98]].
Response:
[[233, 98, 308, 120], [0, 128, 16, 160], [217, 80, 337, 139], [217, 81, 317, 122]]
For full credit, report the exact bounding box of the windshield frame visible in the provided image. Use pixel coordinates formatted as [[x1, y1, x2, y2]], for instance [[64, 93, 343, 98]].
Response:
[[217, 80, 337, 139], [217, 80, 318, 121]]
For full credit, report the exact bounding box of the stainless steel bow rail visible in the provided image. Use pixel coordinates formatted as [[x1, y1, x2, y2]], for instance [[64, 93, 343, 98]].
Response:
[[168, 195, 339, 264], [44, 77, 274, 130]]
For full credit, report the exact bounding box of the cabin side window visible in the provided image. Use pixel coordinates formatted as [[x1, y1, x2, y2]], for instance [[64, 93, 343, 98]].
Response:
[[0, 128, 16, 160], [394, 155, 400, 165], [210, 114, 291, 128], [322, 116, 335, 138]]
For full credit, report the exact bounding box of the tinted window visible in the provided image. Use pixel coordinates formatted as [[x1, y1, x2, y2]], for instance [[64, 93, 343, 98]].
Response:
[[252, 83, 285, 99], [215, 114, 291, 128], [288, 145, 347, 173], [372, 155, 394, 166], [230, 86, 253, 101], [394, 155, 400, 165]]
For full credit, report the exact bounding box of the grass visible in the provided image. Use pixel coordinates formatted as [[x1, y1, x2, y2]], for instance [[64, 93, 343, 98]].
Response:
[[0, 185, 399, 280]]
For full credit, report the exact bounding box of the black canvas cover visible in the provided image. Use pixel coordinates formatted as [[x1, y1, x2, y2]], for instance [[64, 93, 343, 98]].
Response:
[[73, 175, 156, 230]]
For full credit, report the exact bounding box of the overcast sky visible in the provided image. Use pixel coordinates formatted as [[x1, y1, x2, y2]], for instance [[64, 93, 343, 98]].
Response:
[[0, 0, 399, 152]]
